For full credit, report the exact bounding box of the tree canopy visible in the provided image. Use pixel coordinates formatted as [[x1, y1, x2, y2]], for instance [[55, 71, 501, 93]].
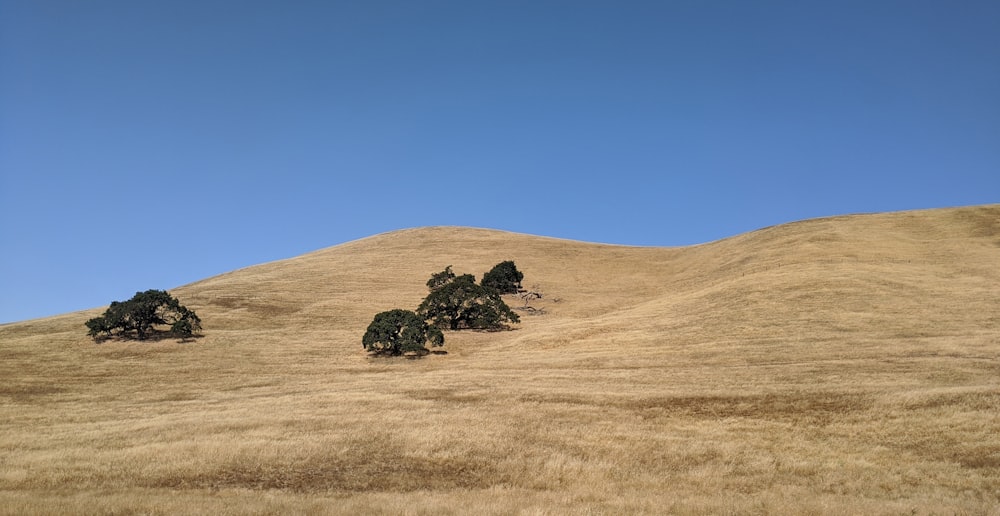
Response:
[[362, 309, 444, 356], [85, 290, 201, 341], [363, 262, 525, 356], [481, 260, 524, 294], [417, 274, 519, 331], [426, 265, 457, 290]]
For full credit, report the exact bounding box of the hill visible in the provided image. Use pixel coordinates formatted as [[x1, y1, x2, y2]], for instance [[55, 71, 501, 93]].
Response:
[[2, 204, 998, 514]]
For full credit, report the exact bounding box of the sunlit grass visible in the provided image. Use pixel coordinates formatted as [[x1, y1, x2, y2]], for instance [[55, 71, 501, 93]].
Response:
[[2, 205, 998, 514]]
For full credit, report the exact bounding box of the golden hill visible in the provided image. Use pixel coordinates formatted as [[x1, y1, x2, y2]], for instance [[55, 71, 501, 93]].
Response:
[[2, 204, 998, 514]]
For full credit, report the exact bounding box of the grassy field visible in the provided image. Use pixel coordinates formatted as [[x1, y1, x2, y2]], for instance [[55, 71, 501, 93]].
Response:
[[2, 205, 999, 515]]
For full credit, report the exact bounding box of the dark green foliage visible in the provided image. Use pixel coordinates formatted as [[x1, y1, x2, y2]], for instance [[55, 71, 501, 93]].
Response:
[[417, 275, 519, 331], [85, 290, 202, 341], [481, 260, 524, 294], [426, 265, 457, 290], [363, 263, 525, 356], [362, 309, 444, 356]]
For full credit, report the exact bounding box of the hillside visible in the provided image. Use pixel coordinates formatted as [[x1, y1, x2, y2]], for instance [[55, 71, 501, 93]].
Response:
[[2, 204, 998, 514]]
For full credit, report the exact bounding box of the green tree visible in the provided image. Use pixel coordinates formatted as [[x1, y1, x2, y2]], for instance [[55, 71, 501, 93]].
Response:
[[426, 265, 457, 290], [417, 275, 519, 330], [481, 260, 524, 294], [362, 309, 444, 356], [85, 290, 202, 341]]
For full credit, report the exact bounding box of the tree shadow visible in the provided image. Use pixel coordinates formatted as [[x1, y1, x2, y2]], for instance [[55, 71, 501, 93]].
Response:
[[367, 348, 449, 360], [93, 329, 204, 344]]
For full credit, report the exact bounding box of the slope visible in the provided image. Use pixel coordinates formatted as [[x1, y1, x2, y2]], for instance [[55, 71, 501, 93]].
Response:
[[1, 204, 998, 515]]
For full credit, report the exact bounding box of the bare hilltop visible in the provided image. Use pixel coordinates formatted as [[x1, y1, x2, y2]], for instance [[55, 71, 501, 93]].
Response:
[[2, 204, 998, 514]]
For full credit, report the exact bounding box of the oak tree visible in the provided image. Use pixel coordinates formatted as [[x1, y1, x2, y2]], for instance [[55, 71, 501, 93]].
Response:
[[417, 275, 519, 330], [85, 290, 201, 341], [362, 309, 444, 356], [481, 260, 524, 294]]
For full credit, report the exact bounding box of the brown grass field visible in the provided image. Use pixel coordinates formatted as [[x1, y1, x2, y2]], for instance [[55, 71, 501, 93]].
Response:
[[2, 204, 999, 515]]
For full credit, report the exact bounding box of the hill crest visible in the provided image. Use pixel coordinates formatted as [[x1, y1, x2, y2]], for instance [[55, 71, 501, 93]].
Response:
[[4, 204, 998, 334]]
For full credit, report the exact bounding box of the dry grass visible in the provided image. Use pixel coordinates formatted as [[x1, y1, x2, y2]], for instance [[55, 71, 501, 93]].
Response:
[[2, 204, 999, 515]]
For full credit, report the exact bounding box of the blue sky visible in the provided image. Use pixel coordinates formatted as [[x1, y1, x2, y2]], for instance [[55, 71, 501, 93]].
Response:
[[1, 1, 998, 323]]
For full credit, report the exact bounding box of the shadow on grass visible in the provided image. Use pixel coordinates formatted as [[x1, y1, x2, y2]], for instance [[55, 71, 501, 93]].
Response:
[[92, 329, 205, 344], [366, 348, 450, 360]]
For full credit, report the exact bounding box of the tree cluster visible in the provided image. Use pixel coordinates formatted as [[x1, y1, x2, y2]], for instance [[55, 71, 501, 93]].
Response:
[[85, 289, 201, 342], [417, 273, 519, 330], [363, 261, 524, 356]]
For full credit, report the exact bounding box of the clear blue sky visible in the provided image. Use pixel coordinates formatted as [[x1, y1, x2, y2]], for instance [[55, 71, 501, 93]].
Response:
[[2, 1, 998, 323]]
